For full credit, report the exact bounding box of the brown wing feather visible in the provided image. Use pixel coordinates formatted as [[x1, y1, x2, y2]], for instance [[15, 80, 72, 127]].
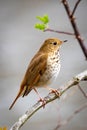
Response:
[[22, 52, 47, 86], [9, 52, 47, 110]]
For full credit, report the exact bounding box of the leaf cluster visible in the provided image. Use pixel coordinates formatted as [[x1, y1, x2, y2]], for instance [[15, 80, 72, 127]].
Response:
[[34, 15, 49, 31]]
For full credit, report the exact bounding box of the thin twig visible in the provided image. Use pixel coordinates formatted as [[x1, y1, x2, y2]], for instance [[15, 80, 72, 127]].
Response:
[[71, 0, 81, 17], [9, 70, 87, 130], [78, 84, 87, 98], [44, 28, 74, 35], [62, 0, 87, 59], [54, 102, 87, 130]]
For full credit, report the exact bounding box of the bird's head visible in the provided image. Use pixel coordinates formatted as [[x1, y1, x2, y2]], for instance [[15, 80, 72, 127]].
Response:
[[39, 38, 67, 53]]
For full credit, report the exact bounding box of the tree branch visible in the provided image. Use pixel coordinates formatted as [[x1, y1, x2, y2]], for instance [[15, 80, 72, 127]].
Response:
[[71, 0, 81, 17], [44, 28, 74, 35], [9, 70, 87, 130], [62, 0, 87, 59], [54, 102, 87, 130], [78, 84, 87, 98]]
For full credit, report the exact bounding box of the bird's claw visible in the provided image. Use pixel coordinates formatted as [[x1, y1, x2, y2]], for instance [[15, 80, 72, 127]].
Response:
[[38, 98, 46, 108], [50, 89, 60, 97]]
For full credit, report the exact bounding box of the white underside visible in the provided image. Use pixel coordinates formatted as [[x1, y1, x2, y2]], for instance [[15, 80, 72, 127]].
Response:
[[37, 51, 61, 86]]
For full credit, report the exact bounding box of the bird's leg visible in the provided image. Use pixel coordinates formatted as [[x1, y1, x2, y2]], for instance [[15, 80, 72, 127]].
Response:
[[33, 88, 46, 108], [45, 86, 60, 97], [33, 88, 43, 101]]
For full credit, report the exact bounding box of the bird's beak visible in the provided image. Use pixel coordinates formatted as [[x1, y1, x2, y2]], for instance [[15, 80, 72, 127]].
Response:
[[59, 40, 67, 45], [63, 40, 68, 43]]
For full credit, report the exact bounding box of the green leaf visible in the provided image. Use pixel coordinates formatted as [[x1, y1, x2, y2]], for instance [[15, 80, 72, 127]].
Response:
[[34, 23, 46, 30], [43, 15, 49, 24], [34, 14, 49, 31], [36, 14, 49, 24]]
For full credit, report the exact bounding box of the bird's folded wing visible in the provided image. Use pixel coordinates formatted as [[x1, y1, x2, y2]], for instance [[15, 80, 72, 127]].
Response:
[[21, 53, 47, 87]]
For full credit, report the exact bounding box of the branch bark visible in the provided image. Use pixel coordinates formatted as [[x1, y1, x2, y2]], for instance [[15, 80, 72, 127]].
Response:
[[71, 0, 81, 17], [44, 28, 74, 35], [62, 0, 87, 59], [9, 70, 87, 130], [78, 84, 87, 98]]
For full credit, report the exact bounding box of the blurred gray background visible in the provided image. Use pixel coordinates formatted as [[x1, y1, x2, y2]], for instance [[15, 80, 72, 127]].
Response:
[[0, 0, 87, 130]]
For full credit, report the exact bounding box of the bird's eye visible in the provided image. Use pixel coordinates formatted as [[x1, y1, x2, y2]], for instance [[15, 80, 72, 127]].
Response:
[[53, 42, 57, 45], [49, 42, 57, 45]]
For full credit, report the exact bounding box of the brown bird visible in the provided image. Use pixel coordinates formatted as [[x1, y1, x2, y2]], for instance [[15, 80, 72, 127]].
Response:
[[9, 38, 67, 110]]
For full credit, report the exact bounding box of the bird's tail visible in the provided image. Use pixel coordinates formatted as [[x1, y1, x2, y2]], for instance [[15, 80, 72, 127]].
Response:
[[9, 87, 23, 110], [9, 85, 32, 110]]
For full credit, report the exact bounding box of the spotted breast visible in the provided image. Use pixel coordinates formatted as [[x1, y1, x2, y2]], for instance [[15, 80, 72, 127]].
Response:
[[37, 50, 61, 86]]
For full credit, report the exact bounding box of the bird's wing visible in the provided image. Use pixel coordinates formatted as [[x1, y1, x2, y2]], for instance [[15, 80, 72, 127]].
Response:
[[21, 52, 47, 91]]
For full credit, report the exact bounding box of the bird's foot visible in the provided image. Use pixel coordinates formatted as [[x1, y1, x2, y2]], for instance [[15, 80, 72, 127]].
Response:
[[50, 89, 60, 97], [45, 86, 60, 97], [38, 97, 46, 108]]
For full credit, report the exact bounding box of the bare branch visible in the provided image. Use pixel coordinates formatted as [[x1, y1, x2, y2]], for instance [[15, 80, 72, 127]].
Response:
[[71, 0, 81, 17], [44, 28, 74, 35], [62, 0, 87, 59], [78, 84, 87, 98], [9, 70, 87, 130], [54, 102, 87, 130]]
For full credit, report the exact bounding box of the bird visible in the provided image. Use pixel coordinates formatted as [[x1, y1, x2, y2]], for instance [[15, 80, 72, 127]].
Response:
[[9, 38, 67, 110]]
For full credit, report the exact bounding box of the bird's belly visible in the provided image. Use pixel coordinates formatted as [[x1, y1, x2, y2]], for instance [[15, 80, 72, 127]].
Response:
[[37, 60, 61, 86]]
